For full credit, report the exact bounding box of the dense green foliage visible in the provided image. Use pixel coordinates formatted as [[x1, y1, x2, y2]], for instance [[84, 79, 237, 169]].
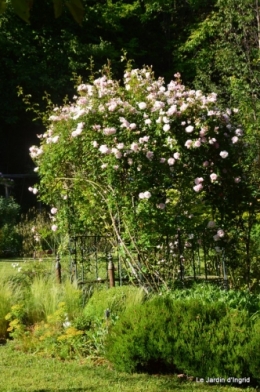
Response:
[[105, 294, 256, 379], [1, 260, 260, 384], [0, 196, 21, 256]]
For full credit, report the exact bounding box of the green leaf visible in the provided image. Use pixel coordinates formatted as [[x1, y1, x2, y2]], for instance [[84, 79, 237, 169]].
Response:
[[11, 0, 33, 23], [65, 0, 84, 26], [0, 0, 7, 14], [53, 0, 63, 19]]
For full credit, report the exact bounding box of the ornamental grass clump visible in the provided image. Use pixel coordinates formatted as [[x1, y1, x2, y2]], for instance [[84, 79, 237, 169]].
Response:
[[83, 285, 146, 322]]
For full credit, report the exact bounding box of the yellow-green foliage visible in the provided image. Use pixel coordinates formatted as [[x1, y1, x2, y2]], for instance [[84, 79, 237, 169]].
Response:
[[5, 302, 86, 359], [83, 285, 146, 321], [0, 273, 24, 341], [24, 277, 82, 324], [0, 289, 12, 340]]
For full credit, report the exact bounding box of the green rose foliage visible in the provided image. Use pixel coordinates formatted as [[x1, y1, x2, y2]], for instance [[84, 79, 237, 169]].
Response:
[[30, 66, 249, 258]]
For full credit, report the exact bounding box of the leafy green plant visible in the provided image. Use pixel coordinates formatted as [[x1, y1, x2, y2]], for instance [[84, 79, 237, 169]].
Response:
[[167, 283, 260, 315], [244, 317, 260, 381], [83, 285, 146, 322], [0, 196, 22, 257], [28, 64, 253, 288], [105, 295, 253, 378]]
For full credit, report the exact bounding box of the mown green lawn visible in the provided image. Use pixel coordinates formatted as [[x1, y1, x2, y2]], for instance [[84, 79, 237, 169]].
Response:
[[0, 342, 257, 392]]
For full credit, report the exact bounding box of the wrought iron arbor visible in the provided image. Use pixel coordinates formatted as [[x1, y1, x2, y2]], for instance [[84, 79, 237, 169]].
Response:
[[67, 231, 229, 290], [68, 235, 121, 287]]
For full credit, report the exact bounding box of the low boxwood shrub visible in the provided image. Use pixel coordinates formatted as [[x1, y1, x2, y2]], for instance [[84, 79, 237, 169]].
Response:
[[105, 295, 252, 377]]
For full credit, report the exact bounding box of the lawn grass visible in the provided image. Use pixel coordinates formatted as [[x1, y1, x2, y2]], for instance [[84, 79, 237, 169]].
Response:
[[0, 342, 257, 392]]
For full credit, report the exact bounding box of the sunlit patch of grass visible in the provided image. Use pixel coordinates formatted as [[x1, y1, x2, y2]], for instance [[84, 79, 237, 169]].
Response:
[[0, 342, 257, 392]]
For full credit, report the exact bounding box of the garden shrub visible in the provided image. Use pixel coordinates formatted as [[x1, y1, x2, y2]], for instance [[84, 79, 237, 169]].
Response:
[[0, 289, 12, 341], [105, 295, 178, 373], [105, 295, 253, 377], [168, 283, 260, 315], [0, 196, 22, 257], [5, 302, 87, 360], [244, 317, 260, 381], [172, 305, 251, 378]]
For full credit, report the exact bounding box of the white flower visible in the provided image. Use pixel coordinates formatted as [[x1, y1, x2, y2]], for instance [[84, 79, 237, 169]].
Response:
[[173, 152, 180, 159], [163, 124, 170, 132], [117, 143, 124, 149], [99, 145, 110, 154], [143, 191, 151, 199], [52, 135, 59, 143], [34, 167, 39, 172], [130, 142, 139, 152], [103, 127, 117, 136], [115, 150, 122, 159], [185, 125, 194, 133], [167, 158, 175, 166], [194, 177, 204, 185], [138, 102, 147, 110], [71, 128, 82, 137], [235, 128, 243, 136], [160, 158, 166, 163], [101, 164, 108, 169], [51, 225, 58, 232], [208, 138, 216, 145], [146, 151, 154, 160], [92, 141, 99, 148], [232, 136, 238, 144], [234, 177, 241, 183], [194, 140, 201, 147], [185, 140, 193, 149], [127, 158, 133, 165], [129, 123, 137, 130], [220, 151, 228, 158], [210, 173, 218, 182], [167, 105, 177, 115], [193, 184, 203, 192], [139, 191, 151, 199], [51, 207, 58, 214], [180, 103, 188, 112], [217, 229, 225, 238], [144, 119, 152, 125]]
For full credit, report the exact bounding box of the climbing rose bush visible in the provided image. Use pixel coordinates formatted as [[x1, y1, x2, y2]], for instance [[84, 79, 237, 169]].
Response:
[[29, 67, 246, 252]]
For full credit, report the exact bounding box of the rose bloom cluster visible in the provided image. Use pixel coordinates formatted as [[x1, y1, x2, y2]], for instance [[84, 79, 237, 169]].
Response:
[[29, 67, 245, 237]]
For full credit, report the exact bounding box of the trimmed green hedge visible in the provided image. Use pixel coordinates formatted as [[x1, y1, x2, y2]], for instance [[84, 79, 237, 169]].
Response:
[[105, 295, 256, 380]]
